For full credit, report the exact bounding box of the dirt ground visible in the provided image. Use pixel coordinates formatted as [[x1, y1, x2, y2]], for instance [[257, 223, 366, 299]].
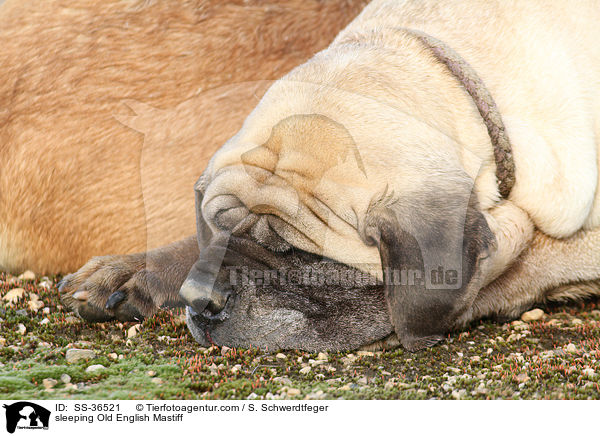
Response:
[[1, 271, 599, 400]]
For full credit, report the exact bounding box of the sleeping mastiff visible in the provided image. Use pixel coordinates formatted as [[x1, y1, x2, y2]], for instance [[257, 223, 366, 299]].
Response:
[[60, 0, 600, 351]]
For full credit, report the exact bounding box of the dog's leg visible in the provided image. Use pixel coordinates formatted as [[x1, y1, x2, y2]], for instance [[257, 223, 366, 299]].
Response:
[[59, 236, 199, 322], [481, 200, 535, 285], [458, 226, 600, 324]]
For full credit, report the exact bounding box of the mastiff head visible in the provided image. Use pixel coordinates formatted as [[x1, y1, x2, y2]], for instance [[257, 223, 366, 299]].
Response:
[[180, 43, 498, 351]]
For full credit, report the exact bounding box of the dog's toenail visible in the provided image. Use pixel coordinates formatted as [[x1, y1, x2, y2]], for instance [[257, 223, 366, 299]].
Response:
[[105, 290, 126, 310]]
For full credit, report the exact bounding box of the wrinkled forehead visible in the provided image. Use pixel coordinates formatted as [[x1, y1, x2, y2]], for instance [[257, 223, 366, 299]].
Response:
[[241, 113, 365, 186], [199, 112, 369, 240], [238, 115, 370, 231], [208, 112, 369, 192], [197, 123, 381, 270]]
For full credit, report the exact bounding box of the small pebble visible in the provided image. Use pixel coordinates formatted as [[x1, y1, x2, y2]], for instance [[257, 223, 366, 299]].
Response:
[[583, 367, 596, 377], [566, 343, 578, 353], [28, 300, 44, 313], [85, 364, 106, 372], [65, 348, 97, 363], [18, 270, 36, 281], [275, 353, 287, 360], [151, 377, 163, 384], [127, 324, 141, 338], [452, 389, 466, 400], [220, 346, 231, 356], [42, 378, 58, 390], [274, 376, 291, 385], [17, 324, 26, 335], [208, 363, 218, 375], [39, 318, 50, 325], [299, 366, 311, 375], [316, 352, 329, 361], [147, 370, 157, 377], [286, 388, 301, 397], [521, 308, 545, 322], [515, 373, 530, 383], [2, 288, 25, 304], [60, 374, 71, 384], [325, 378, 343, 385]]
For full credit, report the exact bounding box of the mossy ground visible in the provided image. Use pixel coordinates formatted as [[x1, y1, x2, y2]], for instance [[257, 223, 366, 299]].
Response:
[[1, 272, 600, 400]]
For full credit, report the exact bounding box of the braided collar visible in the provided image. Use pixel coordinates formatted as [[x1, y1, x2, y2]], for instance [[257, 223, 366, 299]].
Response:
[[402, 28, 515, 198]]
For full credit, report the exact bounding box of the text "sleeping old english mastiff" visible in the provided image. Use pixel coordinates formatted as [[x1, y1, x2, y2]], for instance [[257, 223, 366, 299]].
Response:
[[60, 0, 600, 351]]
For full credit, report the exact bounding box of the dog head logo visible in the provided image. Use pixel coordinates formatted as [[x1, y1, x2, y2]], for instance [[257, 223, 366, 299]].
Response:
[[3, 402, 50, 433]]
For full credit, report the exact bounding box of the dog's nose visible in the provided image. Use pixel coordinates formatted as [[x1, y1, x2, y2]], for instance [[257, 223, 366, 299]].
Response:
[[179, 265, 231, 318]]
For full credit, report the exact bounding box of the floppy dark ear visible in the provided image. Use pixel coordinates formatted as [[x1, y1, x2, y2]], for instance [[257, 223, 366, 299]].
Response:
[[180, 172, 221, 311], [364, 185, 495, 351]]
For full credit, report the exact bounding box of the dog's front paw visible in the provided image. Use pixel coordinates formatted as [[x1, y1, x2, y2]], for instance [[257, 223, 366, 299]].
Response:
[[59, 253, 159, 322]]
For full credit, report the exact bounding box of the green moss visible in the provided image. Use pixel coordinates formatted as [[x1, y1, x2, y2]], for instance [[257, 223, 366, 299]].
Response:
[[0, 376, 34, 394]]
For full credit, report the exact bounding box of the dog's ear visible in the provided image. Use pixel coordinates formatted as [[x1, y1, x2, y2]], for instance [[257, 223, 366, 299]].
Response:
[[363, 182, 495, 351]]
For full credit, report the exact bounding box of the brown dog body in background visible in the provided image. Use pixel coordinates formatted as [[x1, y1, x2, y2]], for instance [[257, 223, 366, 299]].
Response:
[[0, 0, 367, 274]]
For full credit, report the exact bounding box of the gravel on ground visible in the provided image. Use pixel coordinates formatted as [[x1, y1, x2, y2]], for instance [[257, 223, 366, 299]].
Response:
[[1, 271, 599, 400]]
